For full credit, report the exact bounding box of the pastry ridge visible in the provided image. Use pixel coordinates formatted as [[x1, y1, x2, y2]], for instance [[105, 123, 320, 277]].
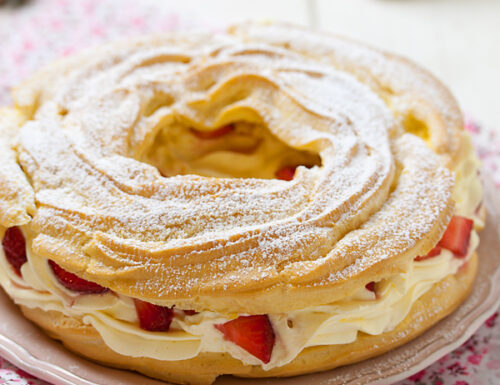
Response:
[[0, 23, 460, 314]]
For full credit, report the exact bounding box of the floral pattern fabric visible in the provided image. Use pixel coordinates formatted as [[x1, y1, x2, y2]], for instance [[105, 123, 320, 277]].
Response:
[[396, 312, 500, 385], [0, 1, 499, 384]]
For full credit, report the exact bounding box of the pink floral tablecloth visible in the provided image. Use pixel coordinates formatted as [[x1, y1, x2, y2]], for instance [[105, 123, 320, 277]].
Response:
[[0, 1, 499, 384]]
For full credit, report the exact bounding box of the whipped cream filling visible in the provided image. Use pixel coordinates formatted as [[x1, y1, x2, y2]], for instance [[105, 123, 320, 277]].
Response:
[[0, 134, 482, 369], [142, 121, 321, 179], [452, 133, 484, 228]]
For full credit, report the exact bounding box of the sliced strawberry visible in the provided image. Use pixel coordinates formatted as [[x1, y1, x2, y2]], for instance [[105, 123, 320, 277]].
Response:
[[214, 315, 275, 363], [439, 215, 473, 258], [365, 281, 375, 292], [48, 260, 108, 294], [191, 124, 234, 139], [183, 309, 198, 316], [415, 245, 442, 261], [2, 227, 27, 276], [275, 166, 297, 181], [133, 299, 174, 332]]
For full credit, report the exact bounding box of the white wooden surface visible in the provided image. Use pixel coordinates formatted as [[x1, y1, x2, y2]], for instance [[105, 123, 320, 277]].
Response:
[[161, 0, 311, 26]]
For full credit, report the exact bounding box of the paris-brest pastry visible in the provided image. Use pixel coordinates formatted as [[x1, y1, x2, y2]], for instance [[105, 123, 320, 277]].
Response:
[[0, 23, 484, 384]]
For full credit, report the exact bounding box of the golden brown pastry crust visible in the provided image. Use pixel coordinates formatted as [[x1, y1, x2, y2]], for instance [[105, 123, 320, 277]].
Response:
[[20, 253, 478, 385], [0, 23, 462, 314], [0, 22, 483, 385]]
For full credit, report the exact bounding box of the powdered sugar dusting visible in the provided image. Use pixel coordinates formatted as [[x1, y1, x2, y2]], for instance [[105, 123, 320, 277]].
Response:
[[0, 24, 456, 312]]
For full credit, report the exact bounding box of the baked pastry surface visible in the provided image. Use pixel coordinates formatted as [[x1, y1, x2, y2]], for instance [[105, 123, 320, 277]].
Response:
[[0, 22, 484, 384]]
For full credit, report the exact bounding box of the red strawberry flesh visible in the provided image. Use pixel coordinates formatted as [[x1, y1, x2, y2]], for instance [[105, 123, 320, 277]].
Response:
[[275, 166, 297, 181], [48, 260, 108, 294], [134, 299, 174, 332], [2, 227, 27, 276], [214, 315, 275, 363], [183, 309, 198, 316], [415, 245, 442, 261], [365, 281, 375, 292], [439, 215, 473, 258], [191, 124, 234, 139]]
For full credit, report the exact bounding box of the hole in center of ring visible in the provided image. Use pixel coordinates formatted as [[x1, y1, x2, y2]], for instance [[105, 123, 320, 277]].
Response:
[[140, 120, 322, 180]]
